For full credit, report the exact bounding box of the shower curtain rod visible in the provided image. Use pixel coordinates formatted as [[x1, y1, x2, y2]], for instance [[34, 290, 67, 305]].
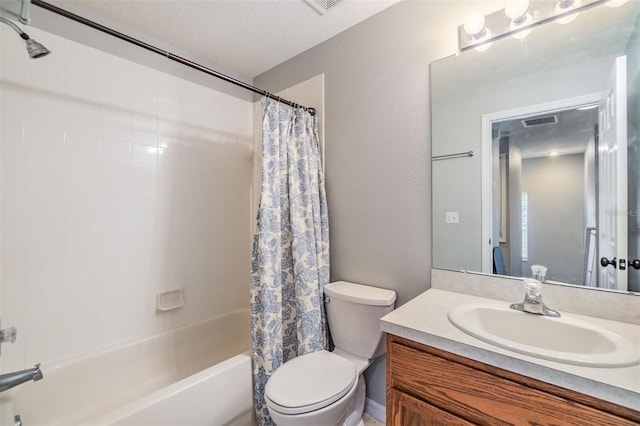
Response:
[[31, 0, 316, 116]]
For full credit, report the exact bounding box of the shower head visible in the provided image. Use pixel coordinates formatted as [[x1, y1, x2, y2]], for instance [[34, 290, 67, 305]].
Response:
[[0, 16, 51, 59], [25, 38, 50, 58]]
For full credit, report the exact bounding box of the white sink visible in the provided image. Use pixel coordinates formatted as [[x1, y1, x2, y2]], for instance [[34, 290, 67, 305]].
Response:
[[448, 303, 639, 367]]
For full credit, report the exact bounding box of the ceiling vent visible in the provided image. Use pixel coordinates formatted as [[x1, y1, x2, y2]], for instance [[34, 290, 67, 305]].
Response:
[[304, 0, 346, 15], [521, 115, 558, 127]]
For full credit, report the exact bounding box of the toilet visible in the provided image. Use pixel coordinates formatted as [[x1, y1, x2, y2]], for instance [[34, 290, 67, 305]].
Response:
[[264, 281, 397, 426]]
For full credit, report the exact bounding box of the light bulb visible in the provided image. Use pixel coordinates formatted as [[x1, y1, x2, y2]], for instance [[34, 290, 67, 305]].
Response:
[[475, 41, 493, 52], [555, 0, 581, 24], [471, 25, 493, 52], [511, 26, 532, 40], [556, 12, 578, 24], [505, 0, 530, 20], [464, 12, 486, 36], [509, 12, 533, 39], [577, 104, 598, 110]]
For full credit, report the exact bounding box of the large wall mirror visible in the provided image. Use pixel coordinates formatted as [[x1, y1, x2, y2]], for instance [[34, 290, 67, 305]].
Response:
[[431, 1, 639, 293]]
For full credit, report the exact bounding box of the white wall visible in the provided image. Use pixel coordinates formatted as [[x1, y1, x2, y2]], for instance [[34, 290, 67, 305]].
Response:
[[0, 25, 253, 371]]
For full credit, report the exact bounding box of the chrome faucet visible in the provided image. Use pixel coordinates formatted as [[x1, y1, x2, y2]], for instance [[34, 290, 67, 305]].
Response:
[[0, 364, 43, 393], [510, 278, 560, 318]]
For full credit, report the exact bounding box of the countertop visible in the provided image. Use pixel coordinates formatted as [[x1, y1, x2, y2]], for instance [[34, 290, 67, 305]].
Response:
[[380, 289, 640, 411]]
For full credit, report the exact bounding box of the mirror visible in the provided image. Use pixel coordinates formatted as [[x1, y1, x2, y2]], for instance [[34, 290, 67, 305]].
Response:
[[431, 1, 639, 293]]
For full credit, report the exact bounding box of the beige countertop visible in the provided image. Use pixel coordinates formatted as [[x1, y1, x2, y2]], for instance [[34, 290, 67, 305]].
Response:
[[381, 288, 640, 411]]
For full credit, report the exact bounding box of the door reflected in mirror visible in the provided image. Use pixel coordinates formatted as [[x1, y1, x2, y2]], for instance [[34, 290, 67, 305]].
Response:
[[490, 105, 599, 288]]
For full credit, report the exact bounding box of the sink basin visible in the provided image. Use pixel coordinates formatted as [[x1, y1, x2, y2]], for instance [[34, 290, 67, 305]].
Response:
[[448, 303, 639, 367]]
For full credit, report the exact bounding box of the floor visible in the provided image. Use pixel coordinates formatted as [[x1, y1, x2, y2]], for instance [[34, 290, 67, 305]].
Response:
[[363, 414, 385, 426]]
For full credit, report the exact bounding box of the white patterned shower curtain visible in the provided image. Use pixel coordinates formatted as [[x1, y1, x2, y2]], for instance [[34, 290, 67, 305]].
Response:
[[250, 98, 330, 426]]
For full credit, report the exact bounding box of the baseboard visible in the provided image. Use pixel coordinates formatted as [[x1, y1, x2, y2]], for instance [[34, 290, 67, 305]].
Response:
[[364, 397, 385, 423]]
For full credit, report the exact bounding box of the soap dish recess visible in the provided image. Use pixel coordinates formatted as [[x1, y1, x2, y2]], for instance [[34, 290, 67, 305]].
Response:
[[157, 289, 185, 312]]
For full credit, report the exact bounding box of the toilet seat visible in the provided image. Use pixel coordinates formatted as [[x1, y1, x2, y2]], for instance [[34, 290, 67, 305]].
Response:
[[265, 350, 357, 415]]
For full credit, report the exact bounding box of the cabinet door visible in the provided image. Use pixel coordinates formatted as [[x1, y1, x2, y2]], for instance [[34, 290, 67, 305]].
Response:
[[387, 338, 638, 425], [387, 388, 475, 426]]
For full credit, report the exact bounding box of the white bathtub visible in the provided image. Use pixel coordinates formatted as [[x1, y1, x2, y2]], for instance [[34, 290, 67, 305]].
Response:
[[4, 310, 253, 425]]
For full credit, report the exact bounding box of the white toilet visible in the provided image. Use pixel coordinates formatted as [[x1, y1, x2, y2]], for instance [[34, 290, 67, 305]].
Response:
[[264, 281, 396, 426]]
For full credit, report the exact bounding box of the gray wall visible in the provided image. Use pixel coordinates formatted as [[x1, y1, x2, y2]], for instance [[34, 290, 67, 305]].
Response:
[[256, 0, 497, 306], [254, 0, 503, 405]]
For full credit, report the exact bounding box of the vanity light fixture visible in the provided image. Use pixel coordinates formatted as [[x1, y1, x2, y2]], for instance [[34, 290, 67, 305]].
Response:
[[458, 0, 608, 52]]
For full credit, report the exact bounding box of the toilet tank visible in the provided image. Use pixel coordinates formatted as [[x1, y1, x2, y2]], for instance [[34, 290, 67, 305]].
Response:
[[324, 281, 396, 359]]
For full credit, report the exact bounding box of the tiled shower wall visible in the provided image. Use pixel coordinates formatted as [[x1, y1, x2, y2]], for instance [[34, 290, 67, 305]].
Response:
[[0, 25, 253, 370]]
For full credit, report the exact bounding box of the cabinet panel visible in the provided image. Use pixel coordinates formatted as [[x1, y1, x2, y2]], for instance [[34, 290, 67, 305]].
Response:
[[388, 388, 475, 426], [387, 336, 638, 425]]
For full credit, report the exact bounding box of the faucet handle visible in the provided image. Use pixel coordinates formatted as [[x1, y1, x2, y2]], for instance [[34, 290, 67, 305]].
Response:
[[523, 278, 542, 298]]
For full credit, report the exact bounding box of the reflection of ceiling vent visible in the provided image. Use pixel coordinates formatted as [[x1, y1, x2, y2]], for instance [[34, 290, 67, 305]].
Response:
[[521, 115, 558, 127], [304, 0, 345, 15]]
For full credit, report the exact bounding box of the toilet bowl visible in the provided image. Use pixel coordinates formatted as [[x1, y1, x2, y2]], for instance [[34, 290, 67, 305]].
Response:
[[265, 350, 364, 426], [264, 281, 396, 426]]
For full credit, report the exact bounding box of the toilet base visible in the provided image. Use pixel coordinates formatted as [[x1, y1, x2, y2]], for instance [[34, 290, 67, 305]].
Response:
[[342, 376, 366, 426]]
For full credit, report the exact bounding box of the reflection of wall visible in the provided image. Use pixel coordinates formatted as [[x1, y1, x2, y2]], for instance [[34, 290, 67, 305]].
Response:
[[522, 154, 585, 284], [432, 54, 616, 273], [627, 15, 640, 292]]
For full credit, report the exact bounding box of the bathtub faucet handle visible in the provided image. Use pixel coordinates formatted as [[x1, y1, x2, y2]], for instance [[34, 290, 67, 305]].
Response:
[[0, 326, 17, 344], [0, 321, 17, 356]]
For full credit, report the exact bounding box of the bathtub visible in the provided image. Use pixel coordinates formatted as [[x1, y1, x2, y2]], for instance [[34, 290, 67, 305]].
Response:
[[4, 310, 253, 425]]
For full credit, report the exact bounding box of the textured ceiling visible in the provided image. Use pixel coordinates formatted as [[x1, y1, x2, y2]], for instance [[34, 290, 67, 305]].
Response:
[[50, 0, 402, 78]]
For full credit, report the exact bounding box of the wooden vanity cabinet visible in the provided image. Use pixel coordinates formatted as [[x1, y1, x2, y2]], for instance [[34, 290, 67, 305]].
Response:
[[386, 335, 640, 425]]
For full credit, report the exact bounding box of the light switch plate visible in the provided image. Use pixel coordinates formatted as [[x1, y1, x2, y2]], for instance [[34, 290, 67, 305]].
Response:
[[446, 211, 459, 224]]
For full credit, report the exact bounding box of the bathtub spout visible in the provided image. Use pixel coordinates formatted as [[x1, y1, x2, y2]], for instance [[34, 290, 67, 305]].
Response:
[[0, 364, 43, 392]]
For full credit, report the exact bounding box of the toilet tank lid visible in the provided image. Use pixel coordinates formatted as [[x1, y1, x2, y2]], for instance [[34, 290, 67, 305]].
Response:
[[324, 281, 396, 306]]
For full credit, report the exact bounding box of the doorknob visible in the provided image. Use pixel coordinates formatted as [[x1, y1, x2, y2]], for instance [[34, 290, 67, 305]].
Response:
[[630, 259, 640, 270], [600, 257, 617, 268]]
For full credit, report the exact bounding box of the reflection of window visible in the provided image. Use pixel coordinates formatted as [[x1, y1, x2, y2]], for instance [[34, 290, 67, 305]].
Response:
[[500, 154, 507, 243], [521, 192, 528, 261]]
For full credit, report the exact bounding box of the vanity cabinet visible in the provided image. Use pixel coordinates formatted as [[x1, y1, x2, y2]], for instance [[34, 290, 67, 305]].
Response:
[[386, 334, 640, 425]]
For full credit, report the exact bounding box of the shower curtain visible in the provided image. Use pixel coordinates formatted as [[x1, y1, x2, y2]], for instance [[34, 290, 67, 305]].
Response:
[[250, 98, 330, 426]]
